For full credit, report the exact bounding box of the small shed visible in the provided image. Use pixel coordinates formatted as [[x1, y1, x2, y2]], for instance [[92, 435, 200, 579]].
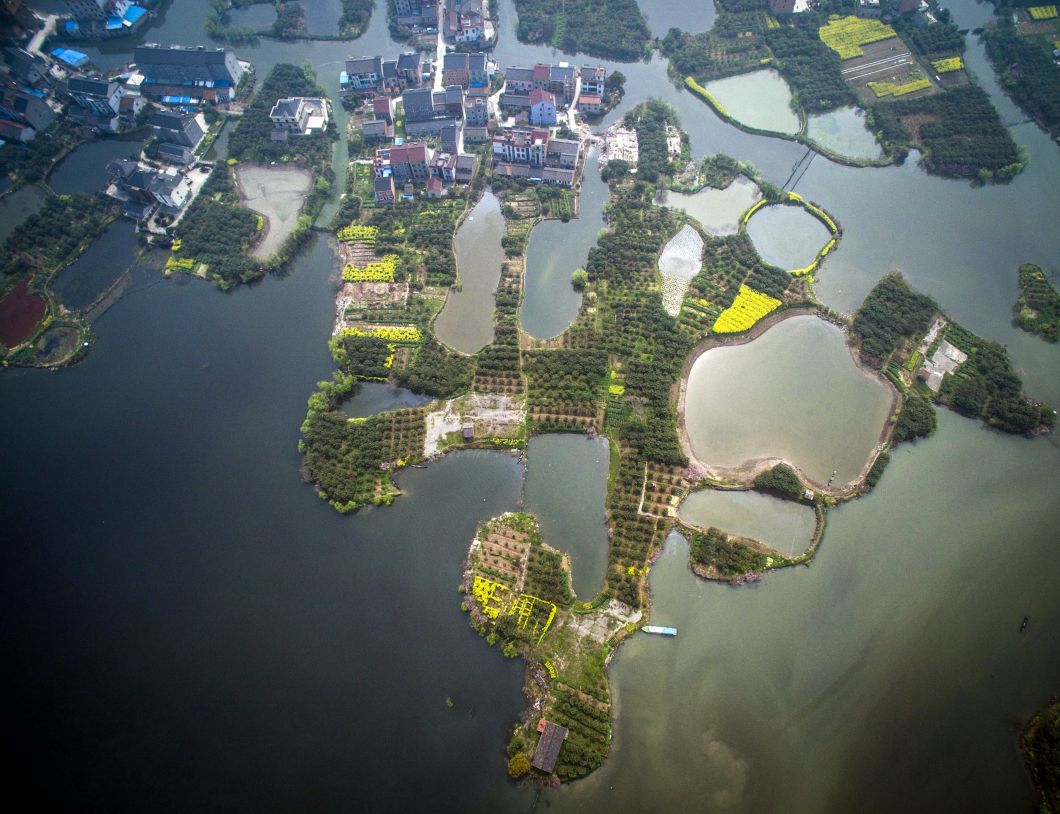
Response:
[[461, 422, 474, 440], [531, 721, 569, 774]]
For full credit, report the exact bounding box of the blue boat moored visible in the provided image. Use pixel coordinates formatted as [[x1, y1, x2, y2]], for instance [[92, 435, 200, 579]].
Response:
[[642, 625, 677, 636]]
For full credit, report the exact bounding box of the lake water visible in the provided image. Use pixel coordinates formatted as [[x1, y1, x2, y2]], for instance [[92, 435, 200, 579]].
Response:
[[682, 315, 894, 486], [746, 203, 833, 270], [679, 488, 817, 557], [48, 133, 145, 195], [525, 434, 610, 600], [52, 220, 139, 310], [662, 174, 762, 236], [701, 70, 801, 135], [434, 191, 506, 354], [550, 411, 1059, 814], [806, 106, 883, 161], [520, 148, 608, 339], [4, 0, 1060, 808]]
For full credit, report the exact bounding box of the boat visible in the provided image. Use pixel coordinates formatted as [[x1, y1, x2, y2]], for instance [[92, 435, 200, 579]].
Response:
[[1020, 616, 1029, 633], [642, 625, 677, 636]]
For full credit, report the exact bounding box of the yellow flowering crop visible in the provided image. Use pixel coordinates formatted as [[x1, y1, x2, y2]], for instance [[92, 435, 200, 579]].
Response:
[[684, 77, 730, 119], [819, 15, 897, 60], [340, 325, 422, 345], [868, 78, 931, 98], [342, 254, 399, 282], [337, 224, 378, 243], [1029, 6, 1057, 20], [712, 285, 781, 334], [931, 57, 964, 74]]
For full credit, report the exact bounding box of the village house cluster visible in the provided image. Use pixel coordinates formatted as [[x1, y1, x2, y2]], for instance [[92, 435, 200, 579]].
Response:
[[500, 62, 609, 122], [342, 50, 489, 202]]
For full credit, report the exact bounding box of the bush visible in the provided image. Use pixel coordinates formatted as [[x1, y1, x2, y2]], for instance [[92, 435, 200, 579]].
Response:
[[753, 464, 804, 500], [507, 753, 531, 778]]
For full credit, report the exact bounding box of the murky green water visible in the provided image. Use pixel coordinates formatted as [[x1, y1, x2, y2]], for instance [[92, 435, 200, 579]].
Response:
[[434, 191, 506, 354], [48, 133, 145, 195], [679, 488, 816, 557], [746, 203, 832, 270], [663, 174, 761, 236], [340, 381, 431, 418], [702, 70, 801, 135], [549, 411, 1059, 814], [683, 315, 893, 486]]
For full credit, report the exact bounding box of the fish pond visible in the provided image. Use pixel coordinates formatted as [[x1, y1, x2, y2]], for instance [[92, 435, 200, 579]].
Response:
[[434, 191, 506, 354], [520, 149, 608, 339], [745, 204, 832, 270], [806, 107, 884, 161], [662, 175, 761, 236], [700, 70, 800, 135], [235, 164, 313, 260], [682, 315, 893, 486], [679, 488, 816, 558]]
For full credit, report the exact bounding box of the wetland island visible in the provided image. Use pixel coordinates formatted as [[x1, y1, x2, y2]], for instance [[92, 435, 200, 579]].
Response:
[[1, 0, 1058, 809]]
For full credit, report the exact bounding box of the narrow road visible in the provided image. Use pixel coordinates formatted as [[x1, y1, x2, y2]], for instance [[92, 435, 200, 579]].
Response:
[[433, 5, 445, 91], [28, 13, 57, 56]]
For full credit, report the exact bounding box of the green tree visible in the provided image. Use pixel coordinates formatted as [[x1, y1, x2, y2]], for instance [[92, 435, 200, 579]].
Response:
[[507, 753, 531, 778]]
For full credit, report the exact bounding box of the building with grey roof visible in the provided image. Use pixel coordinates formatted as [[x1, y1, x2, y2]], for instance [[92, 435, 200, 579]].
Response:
[[134, 44, 245, 103]]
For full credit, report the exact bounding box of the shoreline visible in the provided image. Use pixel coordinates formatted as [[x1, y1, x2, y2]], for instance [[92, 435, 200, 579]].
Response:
[[676, 307, 902, 496]]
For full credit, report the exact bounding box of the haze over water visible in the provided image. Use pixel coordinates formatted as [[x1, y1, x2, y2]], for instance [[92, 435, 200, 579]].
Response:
[[4, 0, 1058, 810]]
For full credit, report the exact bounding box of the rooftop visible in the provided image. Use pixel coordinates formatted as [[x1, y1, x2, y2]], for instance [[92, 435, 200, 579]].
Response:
[[531, 721, 569, 774]]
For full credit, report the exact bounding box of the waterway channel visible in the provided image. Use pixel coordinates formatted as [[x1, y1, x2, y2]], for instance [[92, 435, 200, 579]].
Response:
[[5, 0, 1060, 809]]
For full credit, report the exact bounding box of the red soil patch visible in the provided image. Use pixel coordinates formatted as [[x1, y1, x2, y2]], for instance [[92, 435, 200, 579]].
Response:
[[0, 276, 47, 347]]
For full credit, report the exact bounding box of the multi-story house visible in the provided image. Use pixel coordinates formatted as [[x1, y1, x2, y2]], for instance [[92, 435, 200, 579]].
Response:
[[375, 141, 432, 185], [342, 55, 382, 95], [502, 62, 577, 109], [268, 96, 329, 139], [529, 88, 556, 127], [66, 76, 123, 131], [492, 126, 580, 186], [0, 86, 55, 139], [133, 44, 245, 103], [463, 95, 488, 127], [393, 0, 438, 30], [149, 109, 206, 149], [441, 51, 488, 89]]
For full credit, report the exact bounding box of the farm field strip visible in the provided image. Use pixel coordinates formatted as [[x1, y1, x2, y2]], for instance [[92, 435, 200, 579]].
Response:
[[842, 55, 913, 80]]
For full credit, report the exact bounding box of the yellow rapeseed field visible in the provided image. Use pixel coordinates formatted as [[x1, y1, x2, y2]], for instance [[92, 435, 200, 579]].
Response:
[[931, 57, 964, 74], [819, 15, 897, 60], [712, 285, 782, 334]]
